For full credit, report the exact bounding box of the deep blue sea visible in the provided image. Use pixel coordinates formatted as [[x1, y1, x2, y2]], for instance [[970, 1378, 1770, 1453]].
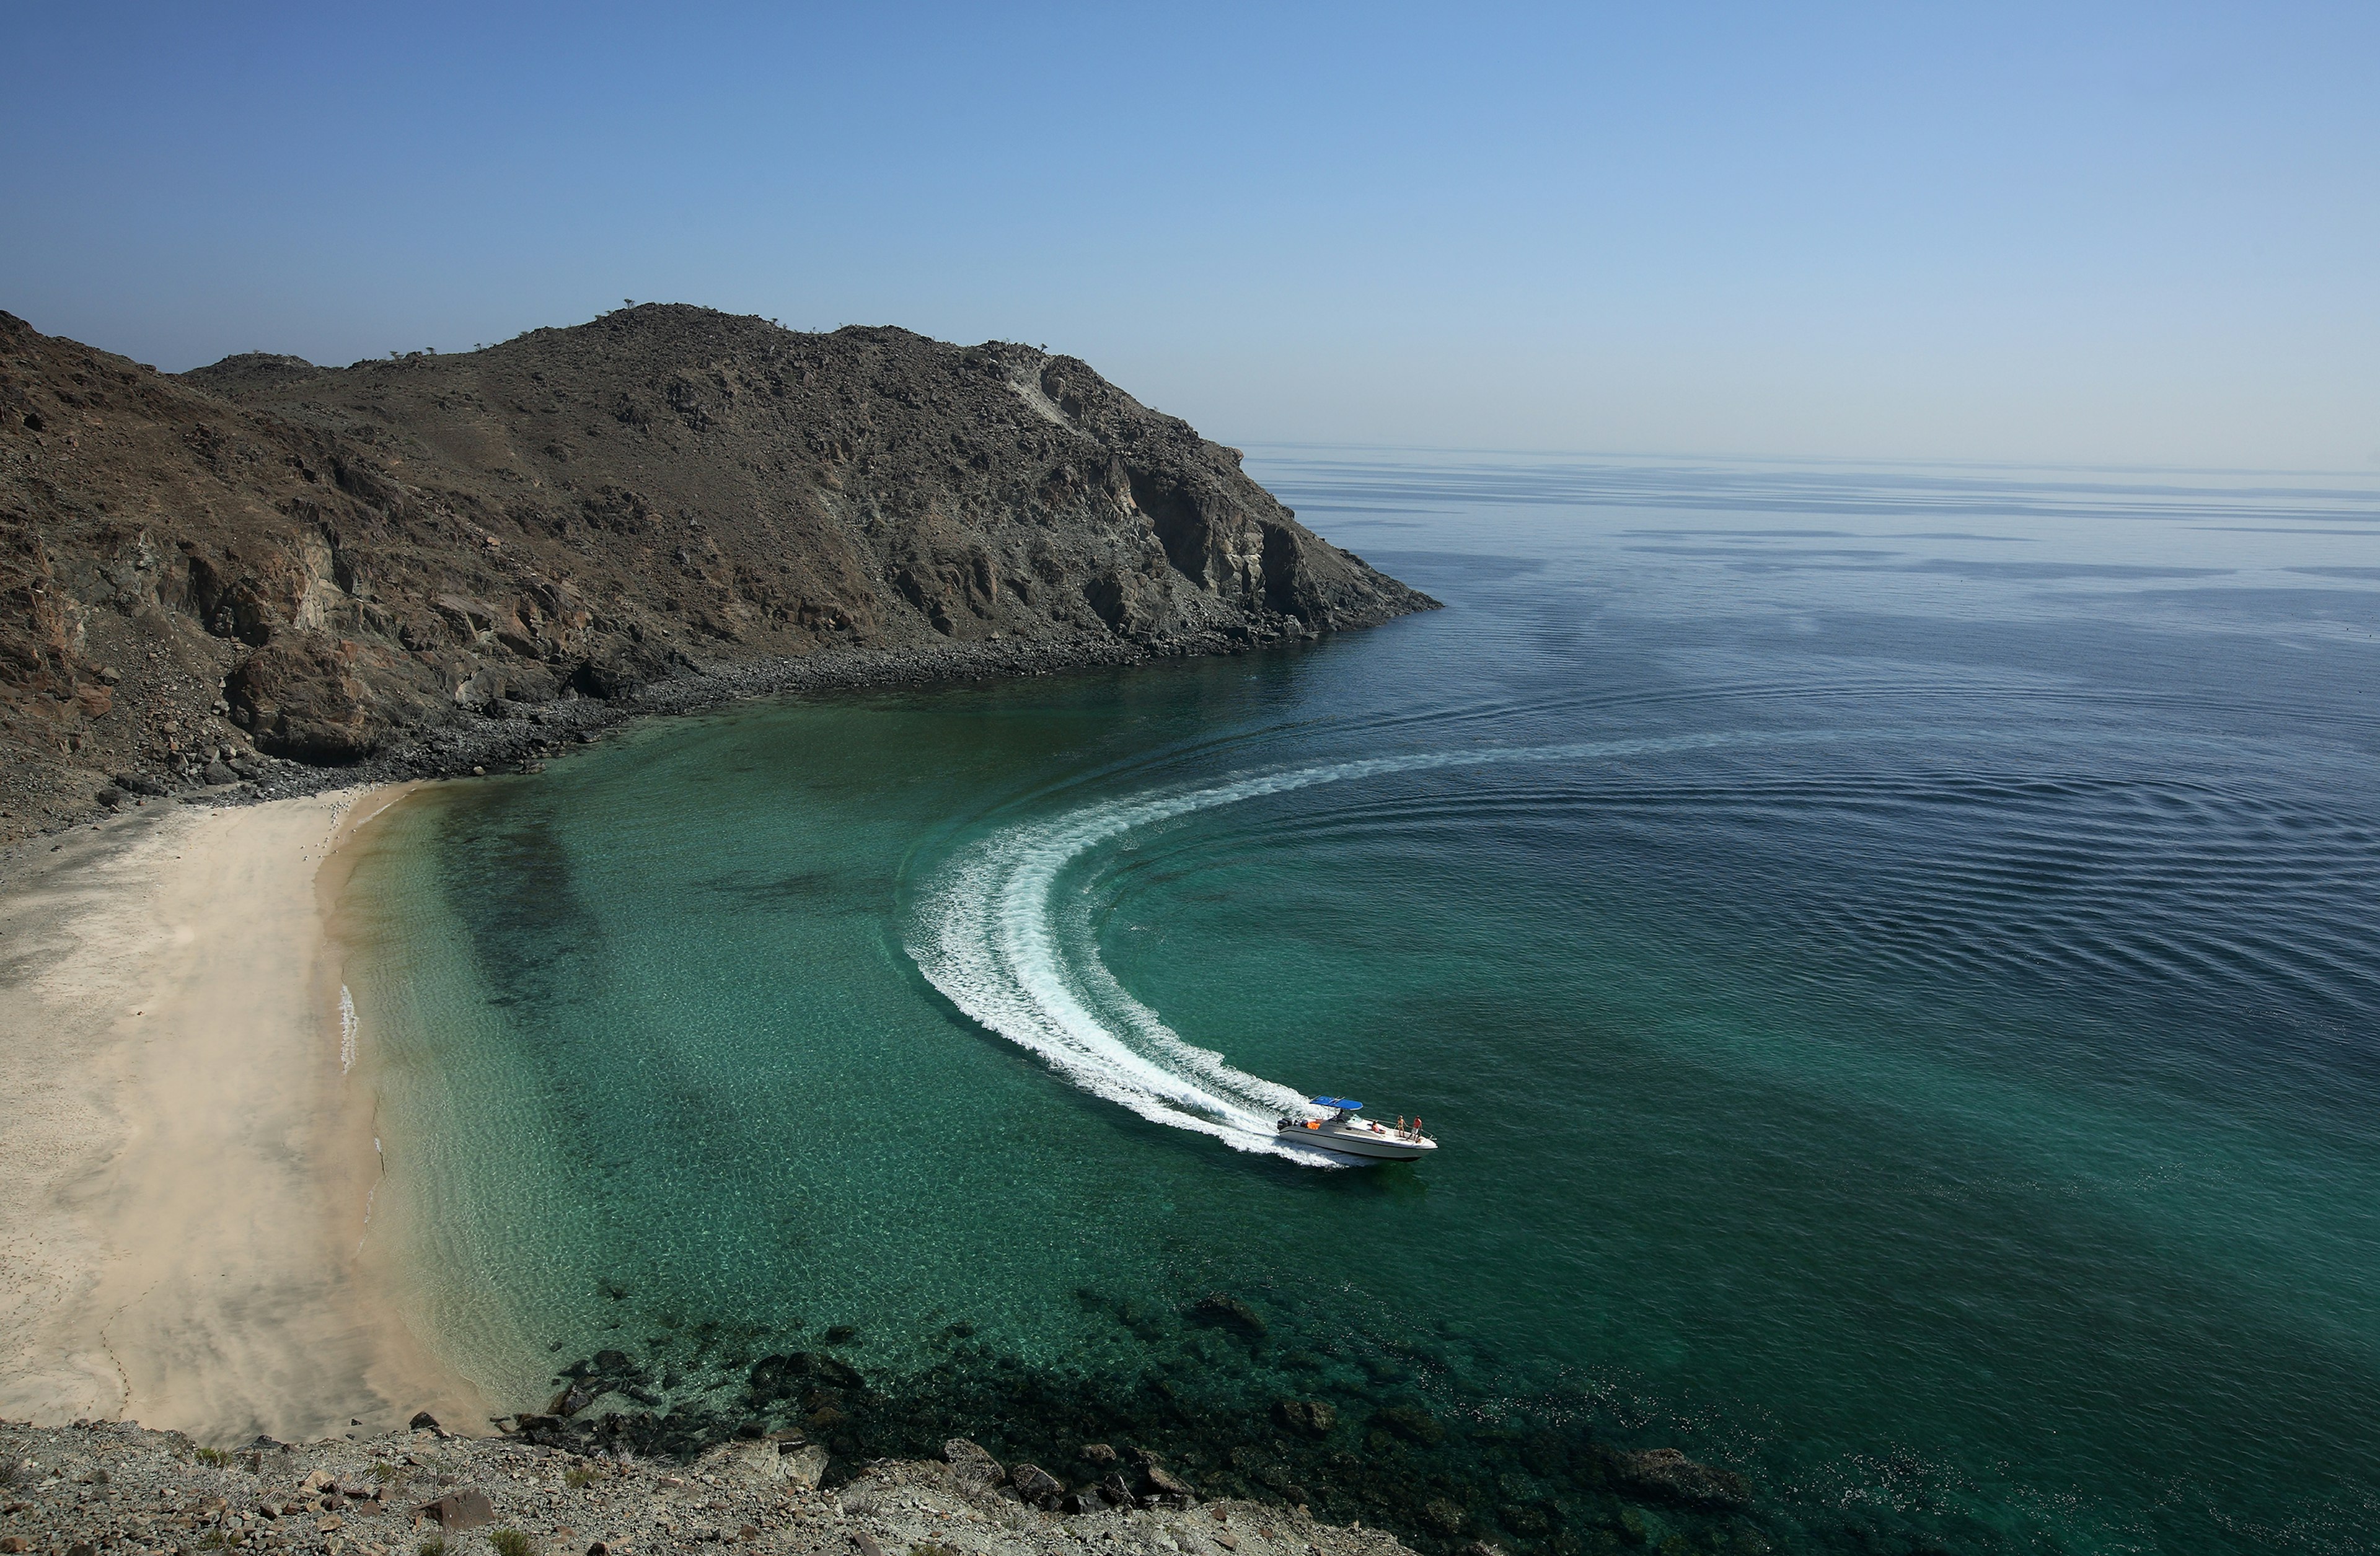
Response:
[[342, 451, 2380, 1554]]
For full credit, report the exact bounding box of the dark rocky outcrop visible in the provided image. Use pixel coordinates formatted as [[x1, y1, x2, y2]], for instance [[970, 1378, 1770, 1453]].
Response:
[[0, 304, 1435, 840], [224, 631, 382, 763], [497, 1332, 1805, 1556], [1008, 1462, 1065, 1509]]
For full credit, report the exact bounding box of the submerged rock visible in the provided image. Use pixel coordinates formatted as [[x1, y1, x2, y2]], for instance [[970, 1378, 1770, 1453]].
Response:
[[747, 1350, 865, 1407], [1274, 1399, 1338, 1438], [1370, 1404, 1444, 1446], [1604, 1448, 1751, 1510], [1191, 1293, 1269, 1337]]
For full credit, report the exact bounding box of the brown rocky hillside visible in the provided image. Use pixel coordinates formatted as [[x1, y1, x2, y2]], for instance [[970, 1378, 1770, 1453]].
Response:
[[0, 305, 1433, 840]]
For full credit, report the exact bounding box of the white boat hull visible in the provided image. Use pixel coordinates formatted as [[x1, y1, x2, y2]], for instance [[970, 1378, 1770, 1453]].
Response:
[[1278, 1118, 1436, 1161]]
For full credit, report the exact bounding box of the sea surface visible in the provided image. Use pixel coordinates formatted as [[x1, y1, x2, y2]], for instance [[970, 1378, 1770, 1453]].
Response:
[[341, 451, 2380, 1554]]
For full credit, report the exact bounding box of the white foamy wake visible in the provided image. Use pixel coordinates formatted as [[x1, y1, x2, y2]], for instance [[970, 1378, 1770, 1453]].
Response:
[[906, 733, 1752, 1163], [339, 984, 359, 1075]]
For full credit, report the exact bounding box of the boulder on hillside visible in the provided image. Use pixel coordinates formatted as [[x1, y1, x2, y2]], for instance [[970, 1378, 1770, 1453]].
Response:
[[1137, 1454, 1194, 1502], [1010, 1463, 1064, 1509], [416, 1490, 495, 1531], [943, 1438, 1005, 1490], [228, 632, 378, 762]]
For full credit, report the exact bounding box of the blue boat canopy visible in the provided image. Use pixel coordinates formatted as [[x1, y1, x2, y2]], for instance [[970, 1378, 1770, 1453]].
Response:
[[1311, 1096, 1364, 1110]]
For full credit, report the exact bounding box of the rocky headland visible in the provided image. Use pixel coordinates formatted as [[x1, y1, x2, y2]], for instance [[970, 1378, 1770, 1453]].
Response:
[[0, 305, 1435, 844]]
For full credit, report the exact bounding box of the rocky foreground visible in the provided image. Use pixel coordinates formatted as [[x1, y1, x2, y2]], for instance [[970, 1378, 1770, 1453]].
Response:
[[0, 304, 1435, 844], [0, 1420, 1433, 1556]]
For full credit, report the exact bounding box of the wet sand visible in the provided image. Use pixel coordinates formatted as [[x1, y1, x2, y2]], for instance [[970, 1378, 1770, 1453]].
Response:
[[0, 785, 487, 1443]]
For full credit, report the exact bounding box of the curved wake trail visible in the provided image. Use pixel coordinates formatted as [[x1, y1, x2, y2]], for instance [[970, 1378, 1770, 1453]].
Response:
[[906, 732, 1764, 1163]]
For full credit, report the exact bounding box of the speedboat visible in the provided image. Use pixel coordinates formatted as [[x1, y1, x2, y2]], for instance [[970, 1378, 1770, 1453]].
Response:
[[1276, 1096, 1437, 1162]]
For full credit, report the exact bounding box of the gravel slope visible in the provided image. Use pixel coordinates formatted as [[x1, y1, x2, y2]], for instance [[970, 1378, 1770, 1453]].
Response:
[[0, 1420, 1437, 1556]]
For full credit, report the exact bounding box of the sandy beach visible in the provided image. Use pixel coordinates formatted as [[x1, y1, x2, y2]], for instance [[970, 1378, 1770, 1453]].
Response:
[[0, 786, 488, 1444]]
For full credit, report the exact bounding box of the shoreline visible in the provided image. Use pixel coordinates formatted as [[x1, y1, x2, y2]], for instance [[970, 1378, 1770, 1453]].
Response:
[[0, 638, 1776, 1555], [263, 635, 1311, 809], [0, 781, 488, 1445], [0, 632, 1385, 1446], [2, 632, 1364, 855]]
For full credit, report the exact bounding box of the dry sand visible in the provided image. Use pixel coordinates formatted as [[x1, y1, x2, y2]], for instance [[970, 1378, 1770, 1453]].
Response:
[[0, 786, 488, 1443]]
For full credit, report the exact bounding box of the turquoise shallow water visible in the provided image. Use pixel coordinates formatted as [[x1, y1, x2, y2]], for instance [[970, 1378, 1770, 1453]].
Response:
[[342, 452, 2380, 1554]]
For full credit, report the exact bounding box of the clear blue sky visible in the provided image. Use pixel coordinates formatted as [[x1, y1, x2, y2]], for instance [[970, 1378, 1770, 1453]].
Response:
[[3, 2, 2374, 467]]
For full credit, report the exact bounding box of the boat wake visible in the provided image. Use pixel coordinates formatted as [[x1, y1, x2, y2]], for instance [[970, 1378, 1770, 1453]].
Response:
[[905, 733, 1760, 1163]]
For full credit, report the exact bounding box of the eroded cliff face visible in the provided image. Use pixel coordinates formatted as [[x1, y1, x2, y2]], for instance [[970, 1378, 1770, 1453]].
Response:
[[0, 305, 1434, 832]]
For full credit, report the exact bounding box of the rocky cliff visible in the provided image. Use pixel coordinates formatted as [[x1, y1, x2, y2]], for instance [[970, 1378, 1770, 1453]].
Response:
[[0, 305, 1434, 838]]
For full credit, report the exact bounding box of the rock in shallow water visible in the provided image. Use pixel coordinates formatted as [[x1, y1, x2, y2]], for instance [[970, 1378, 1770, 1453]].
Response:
[[1274, 1399, 1338, 1438], [1369, 1404, 1444, 1446], [1605, 1447, 1751, 1510], [1192, 1292, 1269, 1337]]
